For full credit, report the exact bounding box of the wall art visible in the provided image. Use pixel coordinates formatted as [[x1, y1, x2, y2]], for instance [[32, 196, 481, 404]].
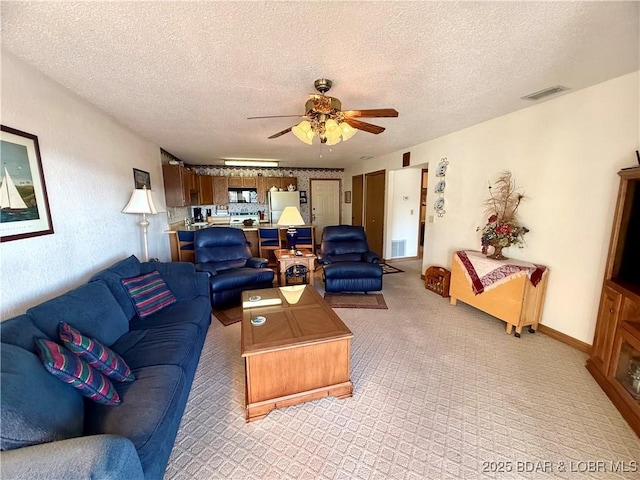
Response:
[[0, 125, 54, 242]]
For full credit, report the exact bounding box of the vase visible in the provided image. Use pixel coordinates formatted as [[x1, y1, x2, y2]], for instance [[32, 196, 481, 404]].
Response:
[[488, 245, 508, 260]]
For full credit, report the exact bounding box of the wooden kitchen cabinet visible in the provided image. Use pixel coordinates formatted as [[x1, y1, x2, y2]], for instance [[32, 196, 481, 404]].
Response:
[[263, 177, 297, 192], [162, 164, 198, 207], [198, 175, 214, 205], [256, 176, 269, 203], [228, 176, 257, 188], [212, 176, 229, 204]]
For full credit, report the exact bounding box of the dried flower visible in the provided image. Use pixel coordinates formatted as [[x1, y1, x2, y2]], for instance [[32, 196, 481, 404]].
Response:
[[477, 171, 529, 257]]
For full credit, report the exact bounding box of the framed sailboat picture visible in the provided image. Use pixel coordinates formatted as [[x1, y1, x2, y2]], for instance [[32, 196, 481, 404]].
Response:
[[1, 126, 54, 242]]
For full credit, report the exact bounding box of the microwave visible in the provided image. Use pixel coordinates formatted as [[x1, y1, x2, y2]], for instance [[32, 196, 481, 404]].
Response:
[[228, 189, 257, 203]]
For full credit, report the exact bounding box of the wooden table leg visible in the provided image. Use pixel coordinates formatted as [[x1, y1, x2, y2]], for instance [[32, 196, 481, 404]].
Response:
[[505, 323, 513, 335]]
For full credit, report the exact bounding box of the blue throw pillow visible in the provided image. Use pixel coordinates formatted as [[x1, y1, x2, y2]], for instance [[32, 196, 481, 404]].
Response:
[[121, 270, 177, 318], [59, 322, 134, 383], [36, 339, 121, 406]]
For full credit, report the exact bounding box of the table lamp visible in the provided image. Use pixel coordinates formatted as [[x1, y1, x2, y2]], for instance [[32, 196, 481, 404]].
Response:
[[277, 206, 305, 251], [122, 186, 163, 262]]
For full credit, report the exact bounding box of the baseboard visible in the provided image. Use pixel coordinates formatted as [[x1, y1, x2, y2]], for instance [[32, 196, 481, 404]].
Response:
[[538, 324, 591, 354], [383, 256, 418, 263]]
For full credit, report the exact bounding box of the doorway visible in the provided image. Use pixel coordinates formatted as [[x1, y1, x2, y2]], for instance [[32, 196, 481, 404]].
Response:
[[310, 178, 341, 247], [419, 169, 428, 259], [352, 174, 363, 226], [364, 170, 385, 258]]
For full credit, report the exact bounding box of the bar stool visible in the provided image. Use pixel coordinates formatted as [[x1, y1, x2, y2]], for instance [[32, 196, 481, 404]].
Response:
[[177, 230, 195, 262], [258, 228, 281, 266], [295, 227, 315, 253]]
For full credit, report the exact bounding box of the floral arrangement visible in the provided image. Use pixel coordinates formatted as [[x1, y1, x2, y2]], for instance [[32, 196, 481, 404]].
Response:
[[477, 171, 529, 260]]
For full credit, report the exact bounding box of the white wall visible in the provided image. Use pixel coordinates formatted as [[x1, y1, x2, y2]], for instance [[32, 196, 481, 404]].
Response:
[[346, 72, 639, 344], [387, 168, 422, 258], [1, 51, 169, 319]]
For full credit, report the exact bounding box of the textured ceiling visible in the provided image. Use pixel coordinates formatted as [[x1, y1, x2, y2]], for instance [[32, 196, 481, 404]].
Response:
[[1, 1, 638, 169]]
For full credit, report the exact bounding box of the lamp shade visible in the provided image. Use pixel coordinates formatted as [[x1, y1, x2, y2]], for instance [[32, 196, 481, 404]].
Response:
[[122, 187, 160, 214], [292, 121, 314, 145], [340, 122, 357, 141], [277, 206, 305, 226], [280, 285, 306, 304]]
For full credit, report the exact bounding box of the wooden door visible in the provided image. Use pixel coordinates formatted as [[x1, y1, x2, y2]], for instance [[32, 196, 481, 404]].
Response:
[[352, 174, 363, 226], [365, 170, 385, 257], [310, 179, 341, 245]]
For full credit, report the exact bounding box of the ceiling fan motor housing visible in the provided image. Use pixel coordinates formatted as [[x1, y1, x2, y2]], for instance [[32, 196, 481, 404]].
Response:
[[314, 78, 332, 94]]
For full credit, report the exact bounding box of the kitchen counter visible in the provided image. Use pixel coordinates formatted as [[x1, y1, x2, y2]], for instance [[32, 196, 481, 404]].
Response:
[[166, 223, 315, 262]]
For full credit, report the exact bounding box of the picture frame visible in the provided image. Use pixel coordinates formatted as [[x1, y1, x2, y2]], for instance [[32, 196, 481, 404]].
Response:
[[299, 190, 307, 203], [344, 191, 352, 203], [133, 168, 151, 189], [1, 125, 54, 242]]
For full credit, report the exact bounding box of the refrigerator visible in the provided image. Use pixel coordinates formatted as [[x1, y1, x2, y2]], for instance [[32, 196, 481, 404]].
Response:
[[268, 191, 301, 223]]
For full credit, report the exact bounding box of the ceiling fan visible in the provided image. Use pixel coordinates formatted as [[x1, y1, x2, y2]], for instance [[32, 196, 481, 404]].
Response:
[[247, 79, 399, 146]]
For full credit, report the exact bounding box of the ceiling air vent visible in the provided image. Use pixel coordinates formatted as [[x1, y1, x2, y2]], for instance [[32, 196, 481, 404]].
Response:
[[521, 85, 568, 101]]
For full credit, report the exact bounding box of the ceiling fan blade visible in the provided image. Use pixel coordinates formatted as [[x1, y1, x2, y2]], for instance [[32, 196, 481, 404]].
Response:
[[343, 109, 399, 118], [268, 127, 293, 139], [345, 118, 385, 134], [247, 114, 303, 120]]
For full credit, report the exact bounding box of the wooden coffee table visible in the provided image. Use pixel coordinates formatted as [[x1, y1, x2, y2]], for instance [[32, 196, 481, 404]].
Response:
[[241, 286, 353, 422]]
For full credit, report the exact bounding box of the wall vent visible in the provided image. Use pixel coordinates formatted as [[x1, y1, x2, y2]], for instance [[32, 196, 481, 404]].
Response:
[[521, 85, 568, 101], [391, 240, 406, 258]]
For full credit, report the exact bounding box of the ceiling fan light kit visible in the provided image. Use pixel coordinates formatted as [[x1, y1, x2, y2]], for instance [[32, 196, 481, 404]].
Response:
[[249, 78, 398, 146]]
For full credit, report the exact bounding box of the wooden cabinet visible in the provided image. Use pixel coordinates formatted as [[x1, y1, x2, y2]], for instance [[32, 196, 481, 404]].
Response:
[[162, 164, 198, 207], [228, 176, 257, 188], [258, 176, 297, 203], [591, 286, 623, 373], [449, 252, 548, 336], [212, 176, 229, 204], [586, 166, 640, 437], [257, 176, 270, 203], [198, 175, 214, 205], [283, 177, 297, 190]]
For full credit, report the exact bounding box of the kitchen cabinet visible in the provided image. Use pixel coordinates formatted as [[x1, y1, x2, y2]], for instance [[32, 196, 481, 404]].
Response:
[[228, 176, 257, 188], [212, 176, 229, 204], [162, 164, 199, 207], [257, 176, 270, 203], [198, 175, 214, 205], [264, 177, 297, 192], [586, 166, 640, 437]]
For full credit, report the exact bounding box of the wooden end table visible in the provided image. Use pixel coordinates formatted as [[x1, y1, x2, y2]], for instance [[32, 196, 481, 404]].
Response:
[[241, 286, 353, 422], [274, 249, 316, 286]]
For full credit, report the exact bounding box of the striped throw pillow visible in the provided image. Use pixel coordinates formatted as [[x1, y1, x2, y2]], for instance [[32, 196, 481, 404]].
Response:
[[36, 339, 121, 405], [121, 270, 177, 318], [59, 322, 134, 383]]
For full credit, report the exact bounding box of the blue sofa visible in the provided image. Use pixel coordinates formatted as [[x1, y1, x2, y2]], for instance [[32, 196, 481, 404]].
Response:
[[318, 225, 383, 293], [0, 256, 211, 479]]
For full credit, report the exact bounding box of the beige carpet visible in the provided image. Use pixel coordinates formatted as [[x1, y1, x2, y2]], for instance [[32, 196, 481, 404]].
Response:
[[165, 260, 640, 479], [324, 292, 388, 309]]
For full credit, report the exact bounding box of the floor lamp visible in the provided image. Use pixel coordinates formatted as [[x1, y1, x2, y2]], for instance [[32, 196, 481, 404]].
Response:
[[277, 206, 305, 251], [122, 186, 162, 262]]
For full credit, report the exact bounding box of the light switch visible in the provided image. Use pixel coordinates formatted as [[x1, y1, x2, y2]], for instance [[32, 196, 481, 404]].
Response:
[[428, 215, 435, 223]]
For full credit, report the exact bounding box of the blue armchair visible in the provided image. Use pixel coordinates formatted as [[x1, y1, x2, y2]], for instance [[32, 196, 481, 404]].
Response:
[[194, 227, 275, 308], [318, 225, 383, 293]]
